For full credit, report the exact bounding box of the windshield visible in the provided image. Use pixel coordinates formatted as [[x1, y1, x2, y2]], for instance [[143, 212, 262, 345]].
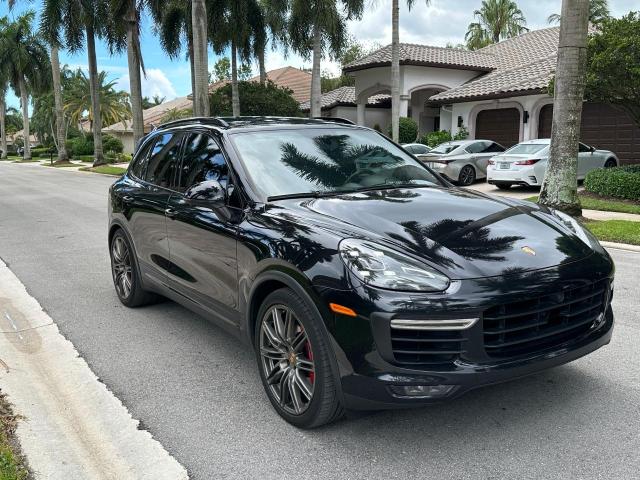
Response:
[[505, 143, 548, 155], [230, 128, 443, 199], [430, 142, 463, 155]]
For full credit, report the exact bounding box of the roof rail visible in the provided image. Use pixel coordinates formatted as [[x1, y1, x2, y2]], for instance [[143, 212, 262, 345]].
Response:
[[312, 117, 356, 125], [154, 117, 230, 131]]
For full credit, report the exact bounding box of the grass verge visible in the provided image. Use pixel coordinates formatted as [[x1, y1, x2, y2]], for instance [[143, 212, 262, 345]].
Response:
[[42, 162, 79, 168], [584, 220, 640, 245], [0, 392, 29, 480], [79, 165, 127, 176], [11, 160, 39, 164], [526, 194, 640, 215]]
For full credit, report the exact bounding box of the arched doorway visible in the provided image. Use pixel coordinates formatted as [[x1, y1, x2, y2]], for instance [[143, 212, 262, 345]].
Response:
[[408, 85, 448, 137]]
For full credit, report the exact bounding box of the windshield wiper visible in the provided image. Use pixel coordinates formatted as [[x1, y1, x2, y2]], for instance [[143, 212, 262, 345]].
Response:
[[266, 191, 341, 202], [267, 183, 435, 202]]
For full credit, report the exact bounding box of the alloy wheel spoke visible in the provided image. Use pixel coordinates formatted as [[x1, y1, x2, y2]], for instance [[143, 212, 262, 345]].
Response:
[[291, 330, 307, 353], [289, 372, 304, 413], [296, 357, 314, 373], [272, 308, 287, 342], [294, 370, 313, 400], [260, 347, 286, 361], [278, 368, 291, 406], [266, 363, 285, 385], [263, 321, 284, 349]]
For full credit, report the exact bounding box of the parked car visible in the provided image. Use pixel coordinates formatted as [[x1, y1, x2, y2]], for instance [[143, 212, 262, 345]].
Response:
[[109, 117, 614, 428], [418, 139, 506, 186], [402, 143, 431, 156], [487, 139, 619, 190]]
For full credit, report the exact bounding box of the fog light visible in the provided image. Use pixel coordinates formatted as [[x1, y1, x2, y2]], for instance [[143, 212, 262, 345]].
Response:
[[389, 384, 457, 399]]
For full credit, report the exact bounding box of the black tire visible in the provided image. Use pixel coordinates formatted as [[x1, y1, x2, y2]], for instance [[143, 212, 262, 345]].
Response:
[[255, 288, 344, 428], [110, 229, 159, 307], [457, 165, 476, 186], [495, 182, 513, 190], [604, 158, 617, 168]]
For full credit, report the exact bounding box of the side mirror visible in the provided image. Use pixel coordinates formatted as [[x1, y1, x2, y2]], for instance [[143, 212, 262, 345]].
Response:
[[590, 146, 596, 153], [185, 180, 225, 204]]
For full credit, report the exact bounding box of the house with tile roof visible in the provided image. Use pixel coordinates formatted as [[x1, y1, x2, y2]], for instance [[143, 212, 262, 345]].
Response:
[[103, 67, 311, 154], [314, 27, 638, 164]]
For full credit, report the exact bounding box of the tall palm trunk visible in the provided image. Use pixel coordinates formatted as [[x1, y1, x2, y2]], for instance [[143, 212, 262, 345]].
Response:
[[539, 0, 590, 216], [18, 76, 31, 160], [258, 43, 267, 85], [0, 95, 6, 160], [188, 34, 196, 109], [231, 41, 240, 117], [86, 24, 105, 167], [51, 45, 69, 163], [391, 0, 400, 142], [310, 24, 322, 118], [126, 0, 145, 148], [191, 0, 210, 117]]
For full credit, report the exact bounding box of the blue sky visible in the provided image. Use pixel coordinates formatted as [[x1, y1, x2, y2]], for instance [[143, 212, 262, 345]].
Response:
[[1, 0, 637, 109]]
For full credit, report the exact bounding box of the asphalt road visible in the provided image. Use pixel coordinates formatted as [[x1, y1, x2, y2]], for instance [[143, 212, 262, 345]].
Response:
[[1, 161, 639, 479]]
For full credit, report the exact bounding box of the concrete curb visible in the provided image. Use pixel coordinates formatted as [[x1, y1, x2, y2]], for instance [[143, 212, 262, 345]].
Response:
[[602, 241, 640, 253], [0, 260, 188, 480]]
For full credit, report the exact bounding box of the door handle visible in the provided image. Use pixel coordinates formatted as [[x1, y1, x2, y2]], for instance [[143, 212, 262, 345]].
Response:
[[165, 208, 178, 219]]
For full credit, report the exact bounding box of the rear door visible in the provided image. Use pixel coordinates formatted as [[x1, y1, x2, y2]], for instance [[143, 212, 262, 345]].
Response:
[[577, 142, 596, 178], [125, 132, 183, 283], [165, 131, 241, 327]]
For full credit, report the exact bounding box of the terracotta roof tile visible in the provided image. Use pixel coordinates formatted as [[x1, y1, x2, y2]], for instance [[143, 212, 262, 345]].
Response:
[[300, 86, 389, 111]]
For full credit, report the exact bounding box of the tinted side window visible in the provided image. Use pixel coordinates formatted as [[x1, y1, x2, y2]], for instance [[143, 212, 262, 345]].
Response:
[[578, 143, 591, 153], [467, 141, 488, 154], [131, 140, 154, 179], [178, 133, 229, 192], [404, 145, 416, 154], [144, 133, 183, 188], [485, 142, 505, 153]]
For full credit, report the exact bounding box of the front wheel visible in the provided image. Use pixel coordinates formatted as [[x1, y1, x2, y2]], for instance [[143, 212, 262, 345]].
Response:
[[255, 288, 343, 428], [457, 165, 476, 186], [604, 158, 617, 168]]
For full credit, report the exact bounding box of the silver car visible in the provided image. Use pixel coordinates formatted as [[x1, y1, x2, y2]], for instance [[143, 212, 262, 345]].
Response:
[[402, 143, 432, 156], [419, 139, 506, 186]]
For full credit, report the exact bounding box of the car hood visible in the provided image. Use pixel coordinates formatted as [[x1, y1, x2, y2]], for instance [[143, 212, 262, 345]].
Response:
[[273, 187, 593, 280]]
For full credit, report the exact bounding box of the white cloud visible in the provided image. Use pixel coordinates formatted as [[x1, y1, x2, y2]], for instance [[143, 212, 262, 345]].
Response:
[[115, 68, 177, 100]]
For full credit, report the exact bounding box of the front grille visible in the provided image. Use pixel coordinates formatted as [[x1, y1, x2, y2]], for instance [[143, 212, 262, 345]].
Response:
[[483, 279, 609, 358], [390, 328, 466, 366]]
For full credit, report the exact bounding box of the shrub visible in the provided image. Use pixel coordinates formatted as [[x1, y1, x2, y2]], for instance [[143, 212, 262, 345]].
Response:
[[210, 80, 302, 117], [32, 147, 56, 158], [454, 126, 469, 140], [69, 136, 94, 156], [584, 165, 640, 201], [423, 130, 453, 147], [388, 117, 418, 144], [102, 134, 124, 154]]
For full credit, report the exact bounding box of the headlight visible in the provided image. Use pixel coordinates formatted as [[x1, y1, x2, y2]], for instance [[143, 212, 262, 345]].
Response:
[[339, 238, 450, 292], [551, 209, 600, 249]]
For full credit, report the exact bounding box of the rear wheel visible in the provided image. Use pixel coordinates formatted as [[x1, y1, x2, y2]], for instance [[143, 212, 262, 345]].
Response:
[[457, 165, 476, 186], [255, 288, 343, 428], [110, 230, 158, 307], [494, 182, 512, 190], [604, 158, 617, 168]]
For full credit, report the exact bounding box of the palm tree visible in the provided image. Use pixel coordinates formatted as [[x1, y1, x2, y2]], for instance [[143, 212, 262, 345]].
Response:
[[41, 0, 114, 166], [538, 0, 590, 216], [64, 69, 132, 130], [109, 0, 145, 149], [548, 0, 610, 25], [0, 80, 8, 160], [191, 0, 210, 116], [256, 0, 289, 85], [0, 13, 51, 161], [148, 1, 195, 100], [286, 0, 364, 119], [391, 1, 430, 142], [465, 0, 528, 50], [5, 0, 71, 163], [210, 0, 265, 116]]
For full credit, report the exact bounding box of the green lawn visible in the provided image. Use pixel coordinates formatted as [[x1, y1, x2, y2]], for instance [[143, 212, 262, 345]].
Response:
[[525, 194, 640, 215], [0, 394, 29, 480], [79, 165, 127, 176], [42, 161, 79, 168], [584, 220, 640, 245], [11, 159, 39, 163]]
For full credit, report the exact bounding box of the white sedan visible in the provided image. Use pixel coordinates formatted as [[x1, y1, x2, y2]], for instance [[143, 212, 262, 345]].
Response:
[[487, 139, 619, 190]]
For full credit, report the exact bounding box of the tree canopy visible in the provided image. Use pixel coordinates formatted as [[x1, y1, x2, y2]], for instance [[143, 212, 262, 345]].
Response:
[[465, 0, 528, 50], [209, 80, 302, 117], [584, 12, 640, 129]]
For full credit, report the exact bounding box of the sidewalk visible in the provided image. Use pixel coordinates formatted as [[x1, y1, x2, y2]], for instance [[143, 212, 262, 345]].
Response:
[[0, 259, 188, 480], [582, 209, 640, 222]]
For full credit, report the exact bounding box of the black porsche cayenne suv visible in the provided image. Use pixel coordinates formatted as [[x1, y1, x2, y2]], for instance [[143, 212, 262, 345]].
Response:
[[108, 116, 614, 428]]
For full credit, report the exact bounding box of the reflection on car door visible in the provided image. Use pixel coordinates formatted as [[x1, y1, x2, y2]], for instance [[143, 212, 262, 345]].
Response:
[[126, 132, 183, 283], [577, 143, 594, 178], [165, 132, 240, 327], [468, 141, 505, 177]]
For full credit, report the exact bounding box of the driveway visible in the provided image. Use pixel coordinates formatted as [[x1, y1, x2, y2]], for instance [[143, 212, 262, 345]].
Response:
[[1, 162, 639, 479]]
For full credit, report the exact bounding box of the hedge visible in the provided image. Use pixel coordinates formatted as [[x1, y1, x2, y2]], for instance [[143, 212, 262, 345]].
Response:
[[584, 165, 640, 201], [388, 117, 418, 144]]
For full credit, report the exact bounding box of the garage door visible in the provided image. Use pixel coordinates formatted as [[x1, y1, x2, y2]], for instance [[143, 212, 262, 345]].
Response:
[[475, 108, 520, 148], [538, 103, 640, 165]]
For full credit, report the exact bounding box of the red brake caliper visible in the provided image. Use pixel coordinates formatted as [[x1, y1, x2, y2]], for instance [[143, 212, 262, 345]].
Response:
[[304, 340, 315, 384]]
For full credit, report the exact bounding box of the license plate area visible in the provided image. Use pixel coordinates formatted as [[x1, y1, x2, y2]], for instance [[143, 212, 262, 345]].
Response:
[[499, 162, 510, 170]]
